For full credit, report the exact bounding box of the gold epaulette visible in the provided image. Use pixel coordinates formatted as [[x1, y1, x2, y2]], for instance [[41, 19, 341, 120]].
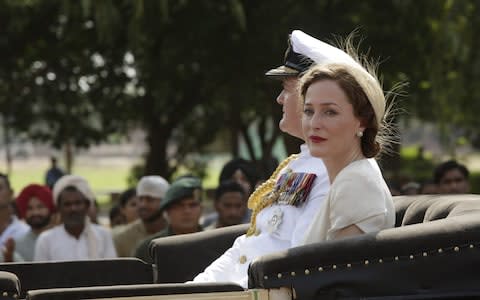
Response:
[[246, 154, 299, 237]]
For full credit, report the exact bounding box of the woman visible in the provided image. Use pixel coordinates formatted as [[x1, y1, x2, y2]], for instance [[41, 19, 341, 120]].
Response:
[[119, 188, 138, 224], [299, 61, 395, 244]]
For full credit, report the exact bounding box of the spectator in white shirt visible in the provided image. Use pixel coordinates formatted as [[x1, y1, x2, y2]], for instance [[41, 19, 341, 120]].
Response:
[[0, 173, 30, 262], [34, 175, 117, 261]]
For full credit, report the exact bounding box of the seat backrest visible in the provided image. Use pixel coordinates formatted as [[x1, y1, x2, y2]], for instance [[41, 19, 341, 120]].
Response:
[[151, 224, 248, 283], [0, 271, 20, 300], [26, 283, 244, 300], [424, 196, 480, 221], [0, 258, 154, 298], [393, 196, 423, 227], [249, 194, 480, 299], [396, 194, 480, 226], [249, 213, 480, 299]]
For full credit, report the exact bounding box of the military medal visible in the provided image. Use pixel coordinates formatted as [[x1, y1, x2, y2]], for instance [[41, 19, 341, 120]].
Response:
[[275, 171, 317, 207]]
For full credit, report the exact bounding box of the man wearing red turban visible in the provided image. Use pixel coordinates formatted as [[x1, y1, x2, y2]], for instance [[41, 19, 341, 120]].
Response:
[[14, 184, 55, 261]]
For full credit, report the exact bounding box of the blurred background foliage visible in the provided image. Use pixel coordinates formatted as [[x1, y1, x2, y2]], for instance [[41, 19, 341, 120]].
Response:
[[2, 0, 480, 186]]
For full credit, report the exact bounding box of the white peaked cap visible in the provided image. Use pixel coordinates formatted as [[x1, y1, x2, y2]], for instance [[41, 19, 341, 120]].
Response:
[[137, 176, 170, 199], [290, 30, 359, 67], [266, 30, 366, 77], [266, 30, 385, 125]]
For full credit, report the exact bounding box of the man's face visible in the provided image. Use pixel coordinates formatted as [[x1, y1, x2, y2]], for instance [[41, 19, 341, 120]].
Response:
[[215, 191, 246, 227], [0, 178, 12, 221], [0, 177, 12, 206], [276, 77, 303, 139], [59, 190, 89, 227], [25, 197, 51, 230], [137, 195, 162, 222], [166, 197, 202, 233], [438, 169, 470, 194]]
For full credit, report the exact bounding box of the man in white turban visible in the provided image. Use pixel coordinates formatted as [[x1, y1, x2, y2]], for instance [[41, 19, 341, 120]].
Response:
[[113, 176, 170, 257], [34, 175, 117, 261]]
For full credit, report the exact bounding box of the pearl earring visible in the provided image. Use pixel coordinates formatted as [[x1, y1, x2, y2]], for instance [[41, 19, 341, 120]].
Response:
[[356, 131, 364, 138]]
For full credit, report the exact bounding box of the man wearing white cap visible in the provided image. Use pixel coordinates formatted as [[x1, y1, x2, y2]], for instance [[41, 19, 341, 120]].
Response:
[[113, 176, 169, 257], [193, 30, 381, 288], [34, 175, 117, 261]]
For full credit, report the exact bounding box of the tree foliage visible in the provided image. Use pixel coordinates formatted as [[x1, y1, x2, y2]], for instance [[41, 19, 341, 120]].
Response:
[[2, 0, 480, 179]]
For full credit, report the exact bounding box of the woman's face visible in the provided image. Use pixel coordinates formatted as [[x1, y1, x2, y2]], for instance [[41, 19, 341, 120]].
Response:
[[122, 195, 139, 223], [276, 78, 303, 139], [302, 79, 363, 160]]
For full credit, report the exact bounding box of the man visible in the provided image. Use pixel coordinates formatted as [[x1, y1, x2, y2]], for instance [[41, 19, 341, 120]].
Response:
[[34, 175, 117, 261], [15, 184, 55, 261], [113, 176, 169, 257], [135, 176, 203, 263], [205, 180, 247, 230], [433, 160, 470, 194], [45, 157, 65, 189], [0, 173, 30, 246]]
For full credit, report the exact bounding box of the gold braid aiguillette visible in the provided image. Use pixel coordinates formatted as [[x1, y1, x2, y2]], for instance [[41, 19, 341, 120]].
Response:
[[246, 154, 299, 236]]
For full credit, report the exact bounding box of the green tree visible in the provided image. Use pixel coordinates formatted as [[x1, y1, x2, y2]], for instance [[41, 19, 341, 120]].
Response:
[[1, 1, 131, 172], [4, 0, 480, 181]]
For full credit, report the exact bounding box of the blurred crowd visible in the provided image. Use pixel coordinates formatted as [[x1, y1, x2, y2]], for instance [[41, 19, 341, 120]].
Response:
[[0, 157, 471, 263], [388, 160, 470, 196]]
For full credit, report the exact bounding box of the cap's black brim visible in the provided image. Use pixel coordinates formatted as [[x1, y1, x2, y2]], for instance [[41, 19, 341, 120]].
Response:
[[265, 65, 299, 78]]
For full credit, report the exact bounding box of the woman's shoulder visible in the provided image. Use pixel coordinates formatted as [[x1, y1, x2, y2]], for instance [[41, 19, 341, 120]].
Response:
[[334, 159, 386, 193], [336, 159, 380, 180], [329, 160, 392, 215]]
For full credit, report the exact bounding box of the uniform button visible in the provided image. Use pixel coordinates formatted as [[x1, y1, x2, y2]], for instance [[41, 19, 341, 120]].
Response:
[[239, 255, 247, 264]]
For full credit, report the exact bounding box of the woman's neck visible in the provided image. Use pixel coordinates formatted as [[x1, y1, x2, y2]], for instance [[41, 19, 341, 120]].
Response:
[[323, 148, 365, 183]]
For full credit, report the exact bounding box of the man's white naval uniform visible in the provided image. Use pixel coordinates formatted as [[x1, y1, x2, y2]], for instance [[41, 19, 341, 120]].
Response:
[[193, 145, 329, 288]]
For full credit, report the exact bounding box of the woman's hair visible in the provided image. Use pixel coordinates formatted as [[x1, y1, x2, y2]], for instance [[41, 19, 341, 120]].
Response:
[[119, 187, 136, 208]]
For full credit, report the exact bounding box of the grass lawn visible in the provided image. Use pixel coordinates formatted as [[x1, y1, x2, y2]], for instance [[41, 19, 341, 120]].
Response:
[[6, 162, 131, 206], [2, 156, 223, 207]]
